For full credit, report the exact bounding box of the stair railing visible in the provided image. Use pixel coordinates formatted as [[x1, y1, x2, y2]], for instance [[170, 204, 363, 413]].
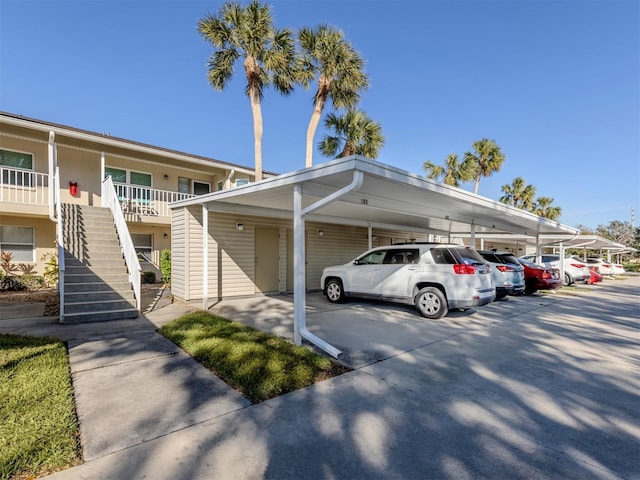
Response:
[[53, 166, 65, 320], [102, 175, 141, 311]]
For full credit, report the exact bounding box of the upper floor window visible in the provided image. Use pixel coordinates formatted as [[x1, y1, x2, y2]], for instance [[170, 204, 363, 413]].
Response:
[[0, 225, 35, 262], [179, 177, 211, 195], [235, 178, 249, 187], [1, 149, 34, 186], [105, 167, 151, 187]]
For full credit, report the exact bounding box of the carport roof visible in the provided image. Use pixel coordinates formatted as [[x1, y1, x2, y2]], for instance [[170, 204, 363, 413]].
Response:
[[172, 156, 579, 238]]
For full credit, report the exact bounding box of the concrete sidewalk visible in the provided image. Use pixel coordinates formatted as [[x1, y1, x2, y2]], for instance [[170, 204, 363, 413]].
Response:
[[2, 277, 638, 479]]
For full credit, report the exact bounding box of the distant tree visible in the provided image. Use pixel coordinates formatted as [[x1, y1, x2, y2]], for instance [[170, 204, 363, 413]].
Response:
[[198, 0, 297, 181], [596, 220, 636, 247], [532, 196, 562, 220], [575, 224, 595, 235], [500, 177, 536, 209], [464, 138, 506, 194], [318, 110, 384, 159], [424, 154, 476, 187], [298, 25, 368, 167]]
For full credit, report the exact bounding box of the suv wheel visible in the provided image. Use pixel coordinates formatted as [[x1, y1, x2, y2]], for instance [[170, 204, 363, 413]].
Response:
[[415, 287, 448, 319], [325, 279, 345, 303]]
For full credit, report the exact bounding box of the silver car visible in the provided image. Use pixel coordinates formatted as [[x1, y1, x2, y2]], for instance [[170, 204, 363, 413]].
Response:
[[320, 243, 495, 319], [478, 250, 526, 299]]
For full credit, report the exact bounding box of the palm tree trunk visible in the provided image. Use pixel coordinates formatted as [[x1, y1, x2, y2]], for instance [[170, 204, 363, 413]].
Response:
[[305, 96, 326, 168], [473, 175, 480, 194], [250, 89, 263, 182]]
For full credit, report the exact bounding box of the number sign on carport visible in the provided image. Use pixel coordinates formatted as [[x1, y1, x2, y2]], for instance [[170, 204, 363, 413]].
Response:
[[170, 156, 579, 358]]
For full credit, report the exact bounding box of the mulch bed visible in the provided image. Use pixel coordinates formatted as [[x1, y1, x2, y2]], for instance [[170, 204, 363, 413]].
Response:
[[0, 289, 60, 316]]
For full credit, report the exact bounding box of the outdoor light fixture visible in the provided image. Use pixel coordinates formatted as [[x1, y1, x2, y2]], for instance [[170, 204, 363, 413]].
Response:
[[164, 174, 169, 180], [163, 233, 168, 239], [236, 223, 244, 231], [317, 229, 324, 237]]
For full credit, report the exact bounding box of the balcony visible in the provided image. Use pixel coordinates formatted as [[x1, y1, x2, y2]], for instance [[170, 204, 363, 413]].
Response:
[[0, 167, 49, 206], [113, 183, 197, 219]]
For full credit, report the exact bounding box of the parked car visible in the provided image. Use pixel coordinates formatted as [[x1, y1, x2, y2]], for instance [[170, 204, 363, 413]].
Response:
[[516, 258, 563, 294], [586, 267, 603, 284], [321, 243, 495, 319], [519, 254, 590, 285], [578, 257, 614, 276], [477, 250, 526, 299], [610, 262, 626, 275]]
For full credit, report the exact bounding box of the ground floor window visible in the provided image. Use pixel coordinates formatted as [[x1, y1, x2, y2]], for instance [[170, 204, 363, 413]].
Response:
[[131, 233, 153, 262], [0, 226, 35, 262], [0, 148, 34, 187]]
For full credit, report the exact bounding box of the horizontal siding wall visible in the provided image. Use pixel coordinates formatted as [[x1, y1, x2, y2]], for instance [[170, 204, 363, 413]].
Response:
[[170, 208, 187, 300], [175, 209, 437, 301]]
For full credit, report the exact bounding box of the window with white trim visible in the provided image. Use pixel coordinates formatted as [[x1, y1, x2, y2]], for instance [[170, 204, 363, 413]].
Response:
[[131, 233, 153, 262], [0, 149, 34, 187], [235, 178, 249, 187], [0, 226, 35, 262]]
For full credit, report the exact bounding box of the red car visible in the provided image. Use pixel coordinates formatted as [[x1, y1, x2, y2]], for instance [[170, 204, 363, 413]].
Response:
[[517, 258, 563, 294], [586, 267, 603, 284]]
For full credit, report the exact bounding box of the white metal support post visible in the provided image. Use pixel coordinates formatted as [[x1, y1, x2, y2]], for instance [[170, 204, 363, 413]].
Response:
[[202, 204, 209, 311], [293, 185, 305, 346]]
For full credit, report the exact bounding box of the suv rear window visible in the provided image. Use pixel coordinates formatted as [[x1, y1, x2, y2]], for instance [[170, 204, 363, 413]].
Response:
[[496, 254, 520, 264], [432, 247, 485, 265]]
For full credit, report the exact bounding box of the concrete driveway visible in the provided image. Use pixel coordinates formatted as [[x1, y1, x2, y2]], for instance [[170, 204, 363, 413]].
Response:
[[40, 275, 639, 479]]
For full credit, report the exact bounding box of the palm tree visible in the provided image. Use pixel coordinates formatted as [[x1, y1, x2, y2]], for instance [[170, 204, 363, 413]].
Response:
[[298, 25, 368, 167], [198, 0, 297, 181], [318, 110, 384, 159], [533, 196, 562, 220], [424, 153, 476, 187], [464, 138, 506, 194], [500, 177, 536, 209]]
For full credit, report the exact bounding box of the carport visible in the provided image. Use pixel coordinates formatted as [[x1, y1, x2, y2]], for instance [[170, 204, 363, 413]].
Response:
[[171, 156, 579, 358]]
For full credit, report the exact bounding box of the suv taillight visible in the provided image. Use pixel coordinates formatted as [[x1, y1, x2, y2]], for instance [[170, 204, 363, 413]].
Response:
[[453, 264, 476, 274], [496, 265, 514, 272]]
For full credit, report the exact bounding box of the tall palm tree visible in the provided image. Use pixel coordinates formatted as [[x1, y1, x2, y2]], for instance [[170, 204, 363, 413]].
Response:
[[298, 25, 368, 167], [464, 138, 506, 194], [533, 196, 562, 220], [318, 110, 384, 159], [424, 153, 476, 188], [198, 0, 297, 181], [500, 177, 536, 209]]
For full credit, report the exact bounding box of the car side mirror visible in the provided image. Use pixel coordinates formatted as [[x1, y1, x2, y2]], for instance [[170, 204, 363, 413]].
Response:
[[353, 259, 361, 265]]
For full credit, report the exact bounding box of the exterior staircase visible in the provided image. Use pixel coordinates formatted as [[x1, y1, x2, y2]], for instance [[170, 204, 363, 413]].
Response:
[[61, 204, 139, 323]]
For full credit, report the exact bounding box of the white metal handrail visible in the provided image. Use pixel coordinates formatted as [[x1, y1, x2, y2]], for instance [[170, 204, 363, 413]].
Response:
[[113, 183, 196, 217], [102, 175, 141, 311], [53, 166, 65, 320], [0, 167, 49, 205]]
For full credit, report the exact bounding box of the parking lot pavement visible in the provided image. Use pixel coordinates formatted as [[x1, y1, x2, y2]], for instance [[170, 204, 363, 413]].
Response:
[[46, 276, 639, 479]]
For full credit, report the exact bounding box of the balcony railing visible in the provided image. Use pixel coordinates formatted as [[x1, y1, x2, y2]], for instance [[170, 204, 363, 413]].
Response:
[[0, 167, 49, 206], [113, 183, 197, 218]]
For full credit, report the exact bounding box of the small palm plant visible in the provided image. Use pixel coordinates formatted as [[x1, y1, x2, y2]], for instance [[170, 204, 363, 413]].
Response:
[[41, 252, 59, 288]]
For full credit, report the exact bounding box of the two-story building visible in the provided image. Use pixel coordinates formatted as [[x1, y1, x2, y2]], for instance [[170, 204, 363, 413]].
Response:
[[0, 111, 259, 322]]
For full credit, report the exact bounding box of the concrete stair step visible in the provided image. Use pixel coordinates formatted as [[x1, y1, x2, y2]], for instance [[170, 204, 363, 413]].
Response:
[[64, 281, 132, 293], [64, 298, 136, 314], [65, 290, 134, 302], [65, 265, 128, 275], [64, 272, 131, 284], [61, 308, 139, 324]]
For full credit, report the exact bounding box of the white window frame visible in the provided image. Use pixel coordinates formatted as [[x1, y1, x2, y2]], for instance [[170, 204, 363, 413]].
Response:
[[235, 178, 250, 187], [0, 225, 35, 263], [105, 166, 153, 187], [0, 148, 35, 187], [192, 180, 211, 195]]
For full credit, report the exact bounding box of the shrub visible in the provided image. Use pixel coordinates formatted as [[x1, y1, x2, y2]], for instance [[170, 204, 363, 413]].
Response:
[[160, 249, 171, 285], [41, 253, 59, 287]]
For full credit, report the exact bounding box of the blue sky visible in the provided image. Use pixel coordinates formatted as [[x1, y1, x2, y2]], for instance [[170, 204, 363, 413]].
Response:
[[1, 0, 638, 230]]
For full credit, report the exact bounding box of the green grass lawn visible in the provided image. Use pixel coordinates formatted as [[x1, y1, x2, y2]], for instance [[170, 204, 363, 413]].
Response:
[[0, 334, 80, 480], [159, 311, 350, 403]]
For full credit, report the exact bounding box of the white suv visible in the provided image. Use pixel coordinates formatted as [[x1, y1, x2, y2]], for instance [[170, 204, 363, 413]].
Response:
[[320, 243, 495, 319]]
